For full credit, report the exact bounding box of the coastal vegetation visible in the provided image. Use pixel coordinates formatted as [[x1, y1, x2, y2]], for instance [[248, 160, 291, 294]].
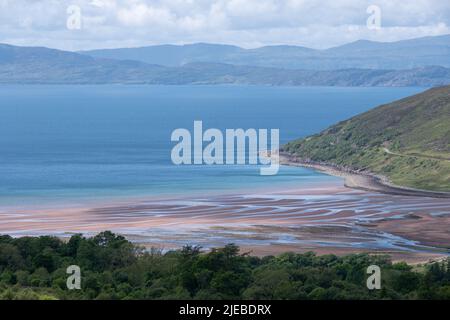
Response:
[[283, 85, 450, 192], [0, 232, 450, 300]]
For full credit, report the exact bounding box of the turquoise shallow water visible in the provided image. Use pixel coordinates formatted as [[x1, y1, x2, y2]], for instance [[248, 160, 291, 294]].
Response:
[[0, 85, 424, 207]]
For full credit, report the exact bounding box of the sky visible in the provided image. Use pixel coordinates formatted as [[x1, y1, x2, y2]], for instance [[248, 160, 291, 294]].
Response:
[[0, 0, 449, 51]]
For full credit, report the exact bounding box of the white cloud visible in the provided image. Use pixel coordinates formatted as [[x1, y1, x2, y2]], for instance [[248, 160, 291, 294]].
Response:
[[0, 0, 448, 50], [117, 4, 175, 27]]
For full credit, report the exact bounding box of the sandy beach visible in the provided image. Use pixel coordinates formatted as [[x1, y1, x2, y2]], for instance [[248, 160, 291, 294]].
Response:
[[1, 153, 449, 264], [1, 177, 450, 263]]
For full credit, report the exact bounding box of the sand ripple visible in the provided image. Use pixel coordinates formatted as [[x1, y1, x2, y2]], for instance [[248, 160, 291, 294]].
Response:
[[2, 184, 450, 262]]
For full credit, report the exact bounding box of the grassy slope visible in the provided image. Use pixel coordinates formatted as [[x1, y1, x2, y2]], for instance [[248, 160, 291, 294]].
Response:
[[283, 85, 450, 192]]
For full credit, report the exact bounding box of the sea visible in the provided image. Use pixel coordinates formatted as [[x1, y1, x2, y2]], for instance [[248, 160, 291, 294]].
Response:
[[0, 85, 424, 208]]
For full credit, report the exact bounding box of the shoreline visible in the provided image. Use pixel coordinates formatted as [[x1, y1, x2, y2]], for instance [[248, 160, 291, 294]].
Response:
[[280, 152, 450, 198], [0, 155, 449, 264], [1, 174, 450, 264]]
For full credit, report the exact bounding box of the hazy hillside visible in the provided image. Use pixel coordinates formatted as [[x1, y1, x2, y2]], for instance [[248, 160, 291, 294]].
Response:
[[283, 86, 450, 192], [82, 35, 450, 70], [0, 43, 168, 84], [1, 44, 449, 86], [80, 43, 242, 67]]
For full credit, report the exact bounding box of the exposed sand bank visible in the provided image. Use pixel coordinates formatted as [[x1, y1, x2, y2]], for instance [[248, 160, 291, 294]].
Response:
[[2, 182, 450, 263], [1, 152, 450, 263]]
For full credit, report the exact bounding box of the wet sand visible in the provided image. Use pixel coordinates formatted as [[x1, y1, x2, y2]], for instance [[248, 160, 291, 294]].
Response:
[[1, 180, 450, 263]]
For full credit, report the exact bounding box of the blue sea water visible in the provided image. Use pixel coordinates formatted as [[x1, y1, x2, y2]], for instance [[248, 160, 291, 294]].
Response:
[[0, 85, 424, 207]]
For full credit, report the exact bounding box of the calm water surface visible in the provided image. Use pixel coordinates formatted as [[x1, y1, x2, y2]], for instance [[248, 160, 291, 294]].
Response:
[[0, 85, 424, 207]]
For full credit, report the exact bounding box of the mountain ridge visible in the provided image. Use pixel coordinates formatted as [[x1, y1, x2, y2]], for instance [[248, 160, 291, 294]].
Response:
[[0, 43, 449, 86], [81, 34, 450, 70]]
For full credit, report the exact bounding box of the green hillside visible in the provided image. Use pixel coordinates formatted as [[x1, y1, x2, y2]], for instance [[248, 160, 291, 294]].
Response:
[[283, 85, 450, 192]]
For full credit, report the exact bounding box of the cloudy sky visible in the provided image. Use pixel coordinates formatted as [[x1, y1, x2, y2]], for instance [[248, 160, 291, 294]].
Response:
[[0, 0, 449, 51]]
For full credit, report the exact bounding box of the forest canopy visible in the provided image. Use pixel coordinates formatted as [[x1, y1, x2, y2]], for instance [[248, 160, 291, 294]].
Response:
[[0, 231, 449, 300]]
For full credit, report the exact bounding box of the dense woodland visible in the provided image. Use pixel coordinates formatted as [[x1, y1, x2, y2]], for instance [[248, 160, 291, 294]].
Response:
[[0, 231, 449, 300]]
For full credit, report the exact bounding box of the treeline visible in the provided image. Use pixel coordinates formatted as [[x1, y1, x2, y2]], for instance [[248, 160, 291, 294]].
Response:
[[0, 231, 449, 300]]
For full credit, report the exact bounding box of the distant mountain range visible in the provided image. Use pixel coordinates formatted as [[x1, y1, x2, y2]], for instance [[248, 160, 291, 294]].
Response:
[[1, 35, 450, 86], [82, 35, 450, 70]]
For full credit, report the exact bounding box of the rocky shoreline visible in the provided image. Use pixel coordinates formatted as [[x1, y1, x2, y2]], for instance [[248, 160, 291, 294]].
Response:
[[280, 152, 450, 198]]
